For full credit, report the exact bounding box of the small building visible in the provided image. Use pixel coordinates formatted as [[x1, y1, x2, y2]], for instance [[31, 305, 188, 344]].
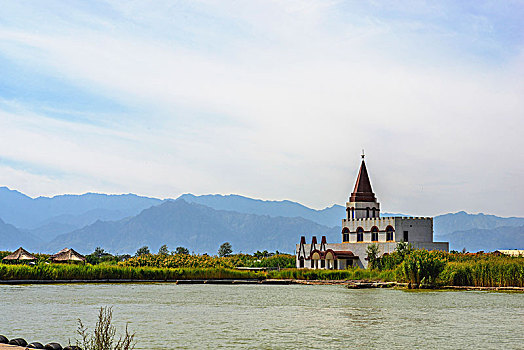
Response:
[[2, 247, 36, 264], [50, 248, 86, 263], [296, 154, 449, 269]]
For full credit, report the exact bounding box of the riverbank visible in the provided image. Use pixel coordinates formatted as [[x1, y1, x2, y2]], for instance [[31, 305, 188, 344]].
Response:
[[2, 278, 523, 291]]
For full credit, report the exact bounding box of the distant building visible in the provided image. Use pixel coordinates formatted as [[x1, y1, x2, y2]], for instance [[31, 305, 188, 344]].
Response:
[[296, 154, 449, 269], [494, 250, 524, 257]]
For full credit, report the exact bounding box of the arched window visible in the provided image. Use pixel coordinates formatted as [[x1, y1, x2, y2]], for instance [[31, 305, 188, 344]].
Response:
[[342, 227, 350, 242], [357, 227, 364, 242], [366, 207, 370, 218], [386, 225, 394, 241], [371, 226, 379, 242], [372, 208, 376, 218]]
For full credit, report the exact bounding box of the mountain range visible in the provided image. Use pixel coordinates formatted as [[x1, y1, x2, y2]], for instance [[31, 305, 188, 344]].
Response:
[[0, 187, 523, 254]]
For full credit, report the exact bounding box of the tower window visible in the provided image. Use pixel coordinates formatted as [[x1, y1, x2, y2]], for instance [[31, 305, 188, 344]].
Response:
[[342, 227, 350, 242], [386, 226, 394, 241], [371, 226, 379, 242], [357, 227, 364, 242], [403, 231, 409, 242]]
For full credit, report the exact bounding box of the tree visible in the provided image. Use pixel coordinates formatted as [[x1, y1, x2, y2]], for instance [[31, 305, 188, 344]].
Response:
[[135, 246, 150, 257], [158, 245, 169, 255], [366, 243, 380, 269], [94, 247, 106, 258], [174, 246, 189, 255], [218, 242, 232, 257]]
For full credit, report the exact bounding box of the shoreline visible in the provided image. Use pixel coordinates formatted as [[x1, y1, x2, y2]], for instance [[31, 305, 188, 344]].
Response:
[[1, 278, 522, 291]]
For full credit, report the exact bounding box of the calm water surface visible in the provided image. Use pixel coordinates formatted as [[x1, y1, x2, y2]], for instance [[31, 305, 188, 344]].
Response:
[[1, 283, 523, 349]]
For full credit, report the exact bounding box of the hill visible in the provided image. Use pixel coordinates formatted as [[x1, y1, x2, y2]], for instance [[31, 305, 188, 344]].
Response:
[[0, 218, 40, 251], [178, 193, 345, 227]]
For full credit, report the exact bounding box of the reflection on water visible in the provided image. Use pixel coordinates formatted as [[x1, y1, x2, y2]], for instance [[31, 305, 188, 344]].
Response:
[[1, 284, 523, 349]]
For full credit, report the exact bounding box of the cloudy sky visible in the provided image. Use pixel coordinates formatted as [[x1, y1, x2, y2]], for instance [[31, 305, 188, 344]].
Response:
[[0, 1, 523, 217]]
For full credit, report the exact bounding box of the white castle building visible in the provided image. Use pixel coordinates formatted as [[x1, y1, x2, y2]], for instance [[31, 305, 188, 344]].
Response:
[[296, 155, 449, 269]]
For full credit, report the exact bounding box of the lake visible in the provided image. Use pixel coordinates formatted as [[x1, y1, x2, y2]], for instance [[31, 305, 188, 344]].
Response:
[[1, 283, 523, 349]]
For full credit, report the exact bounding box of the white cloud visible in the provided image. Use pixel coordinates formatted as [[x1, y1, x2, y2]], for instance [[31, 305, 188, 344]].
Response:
[[0, 1, 523, 216]]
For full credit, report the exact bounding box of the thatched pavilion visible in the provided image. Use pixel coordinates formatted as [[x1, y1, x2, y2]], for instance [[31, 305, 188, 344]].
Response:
[[2, 247, 36, 264], [50, 248, 86, 263]]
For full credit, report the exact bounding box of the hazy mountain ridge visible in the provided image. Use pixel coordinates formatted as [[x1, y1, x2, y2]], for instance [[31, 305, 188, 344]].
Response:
[[0, 186, 162, 229], [178, 193, 345, 227]]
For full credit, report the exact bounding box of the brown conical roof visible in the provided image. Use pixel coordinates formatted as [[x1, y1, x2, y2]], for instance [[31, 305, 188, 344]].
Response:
[[2, 247, 36, 261], [50, 248, 86, 262], [349, 160, 376, 202]]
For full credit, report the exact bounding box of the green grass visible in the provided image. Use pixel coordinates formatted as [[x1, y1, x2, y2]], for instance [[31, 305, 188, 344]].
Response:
[[0, 263, 264, 281]]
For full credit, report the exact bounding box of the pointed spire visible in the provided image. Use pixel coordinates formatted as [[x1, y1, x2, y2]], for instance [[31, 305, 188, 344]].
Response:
[[349, 157, 376, 202]]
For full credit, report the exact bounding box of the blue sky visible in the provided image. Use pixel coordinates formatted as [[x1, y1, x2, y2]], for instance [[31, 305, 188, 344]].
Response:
[[0, 1, 523, 216]]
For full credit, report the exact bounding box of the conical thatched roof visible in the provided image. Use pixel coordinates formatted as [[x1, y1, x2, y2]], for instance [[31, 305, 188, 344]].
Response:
[[2, 247, 36, 261], [50, 248, 86, 262]]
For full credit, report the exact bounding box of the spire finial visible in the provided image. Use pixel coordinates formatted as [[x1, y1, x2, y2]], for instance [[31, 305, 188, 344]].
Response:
[[361, 149, 365, 160]]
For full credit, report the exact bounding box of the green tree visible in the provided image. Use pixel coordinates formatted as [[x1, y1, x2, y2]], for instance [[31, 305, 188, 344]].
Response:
[[218, 242, 233, 257], [94, 247, 106, 258], [174, 246, 189, 255], [158, 245, 169, 255], [135, 246, 150, 257], [366, 243, 380, 269]]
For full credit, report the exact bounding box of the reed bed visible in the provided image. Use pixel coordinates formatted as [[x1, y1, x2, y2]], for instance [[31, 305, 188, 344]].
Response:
[[440, 259, 524, 287]]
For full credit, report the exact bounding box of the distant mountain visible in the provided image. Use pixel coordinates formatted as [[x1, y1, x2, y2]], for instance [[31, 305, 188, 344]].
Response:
[[2, 187, 524, 254], [439, 225, 524, 252], [0, 218, 40, 251], [0, 187, 162, 229], [434, 211, 524, 237], [44, 200, 339, 255]]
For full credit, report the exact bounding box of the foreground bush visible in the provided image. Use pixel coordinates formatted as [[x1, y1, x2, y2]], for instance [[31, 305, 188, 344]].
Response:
[[77, 307, 135, 350]]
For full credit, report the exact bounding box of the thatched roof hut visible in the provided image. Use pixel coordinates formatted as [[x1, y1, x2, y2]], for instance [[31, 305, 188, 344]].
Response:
[[50, 248, 86, 263], [2, 247, 36, 263]]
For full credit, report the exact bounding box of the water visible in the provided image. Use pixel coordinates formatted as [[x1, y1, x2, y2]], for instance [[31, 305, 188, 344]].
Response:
[[1, 283, 523, 349]]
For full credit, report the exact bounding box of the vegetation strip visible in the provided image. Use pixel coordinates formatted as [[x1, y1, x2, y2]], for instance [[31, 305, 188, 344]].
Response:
[[1, 245, 523, 288]]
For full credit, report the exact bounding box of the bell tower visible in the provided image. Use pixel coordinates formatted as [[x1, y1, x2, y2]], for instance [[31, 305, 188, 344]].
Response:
[[346, 152, 380, 220]]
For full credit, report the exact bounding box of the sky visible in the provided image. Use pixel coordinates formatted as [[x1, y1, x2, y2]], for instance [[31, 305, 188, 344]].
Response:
[[0, 0, 523, 217]]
